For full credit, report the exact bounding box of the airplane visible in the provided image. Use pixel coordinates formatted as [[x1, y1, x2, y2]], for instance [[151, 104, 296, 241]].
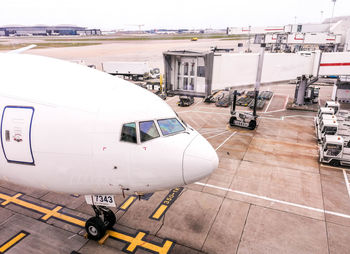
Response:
[[0, 50, 218, 240]]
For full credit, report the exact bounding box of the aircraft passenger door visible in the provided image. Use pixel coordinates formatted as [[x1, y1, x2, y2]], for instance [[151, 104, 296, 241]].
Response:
[[1, 106, 35, 165]]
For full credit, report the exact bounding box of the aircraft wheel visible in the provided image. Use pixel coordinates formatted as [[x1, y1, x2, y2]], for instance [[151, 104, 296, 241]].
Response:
[[104, 209, 116, 229], [85, 217, 106, 240], [249, 120, 256, 130], [229, 116, 236, 126], [330, 159, 340, 167]]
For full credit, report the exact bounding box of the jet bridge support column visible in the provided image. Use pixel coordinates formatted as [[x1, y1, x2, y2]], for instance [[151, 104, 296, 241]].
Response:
[[296, 75, 308, 105], [253, 44, 265, 116]]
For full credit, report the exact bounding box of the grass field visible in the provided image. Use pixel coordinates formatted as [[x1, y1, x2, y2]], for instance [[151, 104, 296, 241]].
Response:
[[44, 34, 247, 42]]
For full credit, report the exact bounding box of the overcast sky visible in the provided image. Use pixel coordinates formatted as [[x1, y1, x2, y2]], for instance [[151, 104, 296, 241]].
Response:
[[0, 0, 349, 30]]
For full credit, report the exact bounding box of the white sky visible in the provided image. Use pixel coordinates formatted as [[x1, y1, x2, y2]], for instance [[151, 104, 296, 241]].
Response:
[[0, 0, 349, 30]]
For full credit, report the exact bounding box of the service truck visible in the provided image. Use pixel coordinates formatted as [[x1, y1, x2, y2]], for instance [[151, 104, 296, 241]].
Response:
[[320, 135, 350, 167], [324, 101, 350, 119], [317, 118, 350, 144], [315, 107, 335, 126], [102, 62, 160, 81]]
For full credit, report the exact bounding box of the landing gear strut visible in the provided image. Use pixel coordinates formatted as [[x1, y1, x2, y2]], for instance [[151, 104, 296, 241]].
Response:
[[85, 205, 116, 240]]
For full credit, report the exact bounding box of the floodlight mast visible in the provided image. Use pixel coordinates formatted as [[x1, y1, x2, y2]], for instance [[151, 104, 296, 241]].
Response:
[[330, 0, 337, 33]]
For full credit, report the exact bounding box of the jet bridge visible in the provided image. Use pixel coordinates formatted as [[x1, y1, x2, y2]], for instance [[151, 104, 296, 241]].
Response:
[[163, 51, 214, 98], [163, 50, 350, 98]]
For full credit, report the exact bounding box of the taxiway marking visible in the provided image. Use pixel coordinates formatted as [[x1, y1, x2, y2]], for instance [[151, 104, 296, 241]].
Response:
[[195, 182, 350, 219], [0, 231, 29, 253], [150, 187, 183, 220], [0, 192, 174, 254], [206, 130, 229, 140], [215, 131, 237, 151], [200, 128, 228, 135], [193, 99, 202, 107], [119, 196, 137, 211], [264, 93, 275, 113]]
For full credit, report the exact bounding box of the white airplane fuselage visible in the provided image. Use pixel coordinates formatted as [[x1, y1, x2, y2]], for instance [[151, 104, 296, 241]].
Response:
[[0, 53, 218, 195]]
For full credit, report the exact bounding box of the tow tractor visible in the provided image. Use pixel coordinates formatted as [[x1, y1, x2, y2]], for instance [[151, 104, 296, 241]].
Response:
[[229, 90, 258, 130], [320, 135, 350, 167]]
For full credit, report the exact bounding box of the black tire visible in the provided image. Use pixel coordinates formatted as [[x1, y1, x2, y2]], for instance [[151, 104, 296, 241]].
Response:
[[85, 217, 106, 240], [249, 120, 256, 130], [104, 210, 116, 229], [330, 159, 340, 167], [229, 116, 237, 126]]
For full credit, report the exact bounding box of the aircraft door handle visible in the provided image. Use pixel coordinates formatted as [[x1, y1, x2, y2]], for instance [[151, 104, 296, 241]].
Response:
[[5, 130, 10, 141]]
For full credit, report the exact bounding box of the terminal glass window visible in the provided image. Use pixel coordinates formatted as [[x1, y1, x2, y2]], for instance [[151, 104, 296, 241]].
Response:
[[157, 118, 185, 136], [121, 122, 137, 143], [139, 121, 160, 142]]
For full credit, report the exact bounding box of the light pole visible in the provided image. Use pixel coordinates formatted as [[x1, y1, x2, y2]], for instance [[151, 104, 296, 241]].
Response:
[[248, 25, 251, 52], [321, 11, 324, 22], [330, 0, 336, 32]]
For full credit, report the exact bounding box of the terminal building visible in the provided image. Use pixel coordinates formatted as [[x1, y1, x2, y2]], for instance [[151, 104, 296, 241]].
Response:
[[227, 16, 350, 52], [0, 25, 101, 36]]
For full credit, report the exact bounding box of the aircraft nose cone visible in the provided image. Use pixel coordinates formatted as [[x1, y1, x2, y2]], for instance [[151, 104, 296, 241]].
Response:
[[183, 134, 218, 185]]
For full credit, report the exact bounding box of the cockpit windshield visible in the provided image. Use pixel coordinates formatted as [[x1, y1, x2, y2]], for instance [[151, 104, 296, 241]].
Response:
[[157, 118, 185, 136], [139, 121, 160, 142]]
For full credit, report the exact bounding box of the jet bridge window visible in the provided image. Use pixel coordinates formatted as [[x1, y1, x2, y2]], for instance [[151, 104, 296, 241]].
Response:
[[121, 122, 137, 143], [157, 118, 185, 136], [139, 121, 160, 142]]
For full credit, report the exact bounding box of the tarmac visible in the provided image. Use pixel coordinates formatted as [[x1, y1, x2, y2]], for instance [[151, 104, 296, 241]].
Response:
[[0, 39, 349, 254]]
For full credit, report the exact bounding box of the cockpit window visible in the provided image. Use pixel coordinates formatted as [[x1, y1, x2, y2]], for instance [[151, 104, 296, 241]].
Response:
[[157, 118, 185, 136], [139, 121, 160, 142], [121, 122, 137, 143]]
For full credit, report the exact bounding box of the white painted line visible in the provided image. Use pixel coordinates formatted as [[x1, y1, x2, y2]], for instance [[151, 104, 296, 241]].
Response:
[[262, 109, 286, 114], [167, 96, 178, 102], [264, 93, 275, 113], [259, 116, 283, 121], [195, 182, 350, 219], [191, 110, 228, 116], [343, 169, 350, 200], [201, 129, 228, 135], [200, 128, 227, 135], [283, 115, 315, 118], [283, 95, 289, 110], [177, 110, 193, 114], [215, 131, 237, 151], [194, 99, 202, 107], [206, 130, 229, 140]]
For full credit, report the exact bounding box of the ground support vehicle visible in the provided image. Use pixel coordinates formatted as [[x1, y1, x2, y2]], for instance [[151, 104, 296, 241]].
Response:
[[320, 135, 350, 167]]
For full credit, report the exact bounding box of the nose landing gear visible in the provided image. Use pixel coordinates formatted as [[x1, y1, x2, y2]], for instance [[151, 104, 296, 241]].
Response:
[[85, 205, 116, 240]]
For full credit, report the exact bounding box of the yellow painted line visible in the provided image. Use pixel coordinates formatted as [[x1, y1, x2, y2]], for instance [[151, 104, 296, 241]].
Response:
[[108, 230, 173, 254], [41, 206, 62, 221], [152, 205, 168, 220], [1, 193, 22, 206], [0, 192, 174, 253], [0, 193, 85, 227], [0, 231, 29, 253], [120, 196, 136, 210]]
